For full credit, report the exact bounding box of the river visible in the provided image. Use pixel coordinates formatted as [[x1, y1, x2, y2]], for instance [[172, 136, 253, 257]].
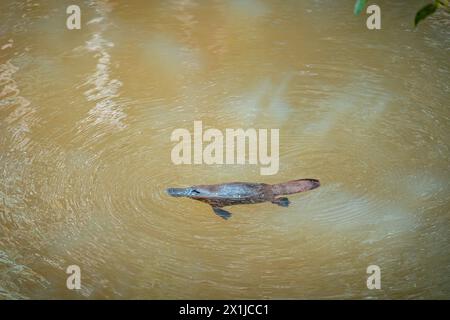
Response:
[[0, 0, 449, 299]]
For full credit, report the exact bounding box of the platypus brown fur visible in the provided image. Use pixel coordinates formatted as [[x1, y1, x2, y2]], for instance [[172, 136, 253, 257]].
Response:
[[167, 179, 320, 220]]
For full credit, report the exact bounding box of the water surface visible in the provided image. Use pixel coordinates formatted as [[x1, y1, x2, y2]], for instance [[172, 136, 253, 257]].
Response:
[[0, 0, 449, 299]]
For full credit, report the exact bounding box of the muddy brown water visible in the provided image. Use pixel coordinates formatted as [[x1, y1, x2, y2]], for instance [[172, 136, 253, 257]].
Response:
[[0, 0, 449, 299]]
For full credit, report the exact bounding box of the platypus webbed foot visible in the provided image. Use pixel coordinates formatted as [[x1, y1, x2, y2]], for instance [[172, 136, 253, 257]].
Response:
[[272, 197, 290, 207], [212, 207, 232, 220]]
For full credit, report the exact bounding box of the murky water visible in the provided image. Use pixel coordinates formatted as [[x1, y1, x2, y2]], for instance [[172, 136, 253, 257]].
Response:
[[1, 0, 449, 299]]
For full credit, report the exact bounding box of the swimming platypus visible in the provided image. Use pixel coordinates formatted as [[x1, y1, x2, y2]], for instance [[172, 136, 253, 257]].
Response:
[[167, 179, 320, 220]]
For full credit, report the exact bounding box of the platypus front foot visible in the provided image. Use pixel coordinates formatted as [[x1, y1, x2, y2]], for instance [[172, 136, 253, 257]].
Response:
[[212, 207, 232, 220], [272, 197, 290, 207]]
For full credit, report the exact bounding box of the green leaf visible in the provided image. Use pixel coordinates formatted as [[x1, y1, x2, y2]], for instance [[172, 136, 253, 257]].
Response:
[[415, 3, 438, 26], [354, 0, 367, 15], [437, 0, 448, 8]]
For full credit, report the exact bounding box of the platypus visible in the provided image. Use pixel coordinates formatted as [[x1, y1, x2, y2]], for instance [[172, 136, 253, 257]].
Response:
[[167, 179, 320, 220]]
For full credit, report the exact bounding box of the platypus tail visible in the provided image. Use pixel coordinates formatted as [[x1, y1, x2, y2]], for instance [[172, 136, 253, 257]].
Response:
[[271, 179, 320, 196]]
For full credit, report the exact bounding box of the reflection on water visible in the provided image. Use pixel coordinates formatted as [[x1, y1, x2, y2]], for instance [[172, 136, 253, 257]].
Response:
[[0, 0, 449, 299], [76, 0, 125, 131]]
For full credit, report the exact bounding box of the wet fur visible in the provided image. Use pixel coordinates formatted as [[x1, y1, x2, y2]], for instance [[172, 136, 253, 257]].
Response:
[[167, 179, 320, 220]]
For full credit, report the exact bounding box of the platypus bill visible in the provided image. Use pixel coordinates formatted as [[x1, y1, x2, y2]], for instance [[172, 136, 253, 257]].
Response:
[[167, 179, 320, 220]]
